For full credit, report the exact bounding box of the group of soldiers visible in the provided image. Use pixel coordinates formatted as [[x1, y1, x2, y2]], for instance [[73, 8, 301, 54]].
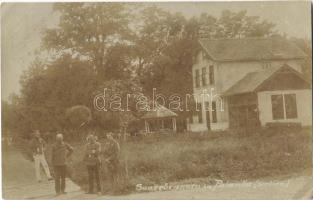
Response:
[[29, 130, 120, 196]]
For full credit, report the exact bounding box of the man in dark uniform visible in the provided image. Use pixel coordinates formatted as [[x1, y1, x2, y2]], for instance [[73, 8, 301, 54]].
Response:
[[102, 132, 120, 193], [84, 134, 101, 194], [51, 133, 73, 195]]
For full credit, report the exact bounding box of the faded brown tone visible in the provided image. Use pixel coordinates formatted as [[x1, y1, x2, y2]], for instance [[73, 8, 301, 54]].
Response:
[[1, 1, 311, 100], [1, 2, 312, 200]]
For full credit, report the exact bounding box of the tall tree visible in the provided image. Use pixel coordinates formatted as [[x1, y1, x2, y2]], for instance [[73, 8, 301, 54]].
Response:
[[10, 5, 280, 137], [199, 10, 277, 39], [18, 55, 97, 133], [42, 3, 134, 81]]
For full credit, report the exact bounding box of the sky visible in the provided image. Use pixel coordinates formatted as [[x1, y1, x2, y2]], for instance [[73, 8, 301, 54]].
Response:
[[1, 1, 311, 101]]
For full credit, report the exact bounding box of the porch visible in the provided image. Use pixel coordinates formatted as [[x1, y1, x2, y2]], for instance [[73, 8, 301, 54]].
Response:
[[142, 105, 177, 133]]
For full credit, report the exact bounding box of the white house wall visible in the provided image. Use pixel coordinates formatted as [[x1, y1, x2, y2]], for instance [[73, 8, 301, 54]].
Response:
[[193, 51, 304, 97], [257, 89, 312, 126], [190, 50, 306, 132], [189, 97, 229, 132]]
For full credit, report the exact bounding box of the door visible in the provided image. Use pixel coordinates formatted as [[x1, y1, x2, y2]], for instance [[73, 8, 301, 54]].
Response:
[[229, 105, 259, 128], [246, 105, 260, 127]]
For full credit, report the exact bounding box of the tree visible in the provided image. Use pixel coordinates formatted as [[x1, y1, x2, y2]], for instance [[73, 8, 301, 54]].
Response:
[[134, 7, 191, 93], [65, 105, 92, 128], [199, 10, 277, 39], [135, 8, 278, 123], [93, 79, 143, 132], [2, 94, 33, 138], [42, 3, 134, 81], [18, 55, 97, 134], [9, 5, 280, 137]]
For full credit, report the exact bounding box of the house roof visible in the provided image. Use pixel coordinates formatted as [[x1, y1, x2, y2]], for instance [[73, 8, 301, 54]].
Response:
[[142, 104, 177, 119], [199, 38, 307, 62], [223, 65, 310, 96]]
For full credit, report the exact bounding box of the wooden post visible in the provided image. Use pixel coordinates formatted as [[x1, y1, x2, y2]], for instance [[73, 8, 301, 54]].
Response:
[[147, 121, 150, 133], [145, 120, 148, 133], [174, 118, 177, 132], [172, 118, 177, 132]]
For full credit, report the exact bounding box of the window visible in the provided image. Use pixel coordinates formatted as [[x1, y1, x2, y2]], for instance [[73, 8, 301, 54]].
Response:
[[262, 62, 271, 69], [195, 69, 200, 88], [212, 101, 217, 123], [285, 94, 297, 119], [271, 94, 297, 120], [209, 65, 214, 85], [271, 95, 284, 120], [197, 103, 203, 123], [201, 67, 207, 86]]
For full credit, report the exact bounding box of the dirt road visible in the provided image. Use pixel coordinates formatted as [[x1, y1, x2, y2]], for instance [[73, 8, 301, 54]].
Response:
[[2, 150, 80, 199]]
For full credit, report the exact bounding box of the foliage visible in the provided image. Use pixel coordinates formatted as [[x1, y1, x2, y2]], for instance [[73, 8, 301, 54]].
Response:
[[65, 105, 92, 128], [198, 10, 277, 39], [42, 3, 134, 81], [135, 7, 278, 118], [5, 4, 282, 137], [93, 79, 143, 135], [3, 5, 312, 194], [16, 55, 97, 134]]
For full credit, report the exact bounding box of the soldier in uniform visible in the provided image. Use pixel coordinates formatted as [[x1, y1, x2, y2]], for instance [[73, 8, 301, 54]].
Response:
[[51, 133, 74, 195], [102, 132, 120, 193], [84, 134, 101, 194]]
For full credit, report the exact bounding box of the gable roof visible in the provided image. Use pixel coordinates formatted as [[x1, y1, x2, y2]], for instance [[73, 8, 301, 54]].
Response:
[[223, 64, 311, 96], [142, 104, 177, 119], [199, 38, 307, 62]]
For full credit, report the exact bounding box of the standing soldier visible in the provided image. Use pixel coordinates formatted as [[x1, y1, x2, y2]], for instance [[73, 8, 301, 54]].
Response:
[[51, 133, 74, 195], [103, 132, 120, 193], [84, 134, 101, 194], [29, 130, 53, 182]]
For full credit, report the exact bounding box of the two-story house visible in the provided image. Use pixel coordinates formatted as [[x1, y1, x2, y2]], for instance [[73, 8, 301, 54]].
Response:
[[188, 38, 311, 132]]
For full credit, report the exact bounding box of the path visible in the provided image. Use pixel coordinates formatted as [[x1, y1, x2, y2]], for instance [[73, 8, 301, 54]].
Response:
[[2, 150, 80, 199], [3, 150, 313, 200]]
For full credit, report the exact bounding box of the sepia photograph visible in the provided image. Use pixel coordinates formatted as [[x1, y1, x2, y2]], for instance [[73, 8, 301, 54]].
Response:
[[1, 1, 313, 199]]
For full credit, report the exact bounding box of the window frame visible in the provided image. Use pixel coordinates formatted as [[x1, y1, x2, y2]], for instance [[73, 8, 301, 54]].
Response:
[[201, 67, 207, 86], [262, 61, 272, 70], [271, 93, 298, 120], [284, 94, 298, 119], [209, 65, 214, 85], [271, 94, 285, 120], [195, 69, 200, 88]]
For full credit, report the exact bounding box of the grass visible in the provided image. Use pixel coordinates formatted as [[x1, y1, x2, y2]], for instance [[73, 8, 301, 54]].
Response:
[[15, 126, 313, 194], [123, 127, 312, 185]]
